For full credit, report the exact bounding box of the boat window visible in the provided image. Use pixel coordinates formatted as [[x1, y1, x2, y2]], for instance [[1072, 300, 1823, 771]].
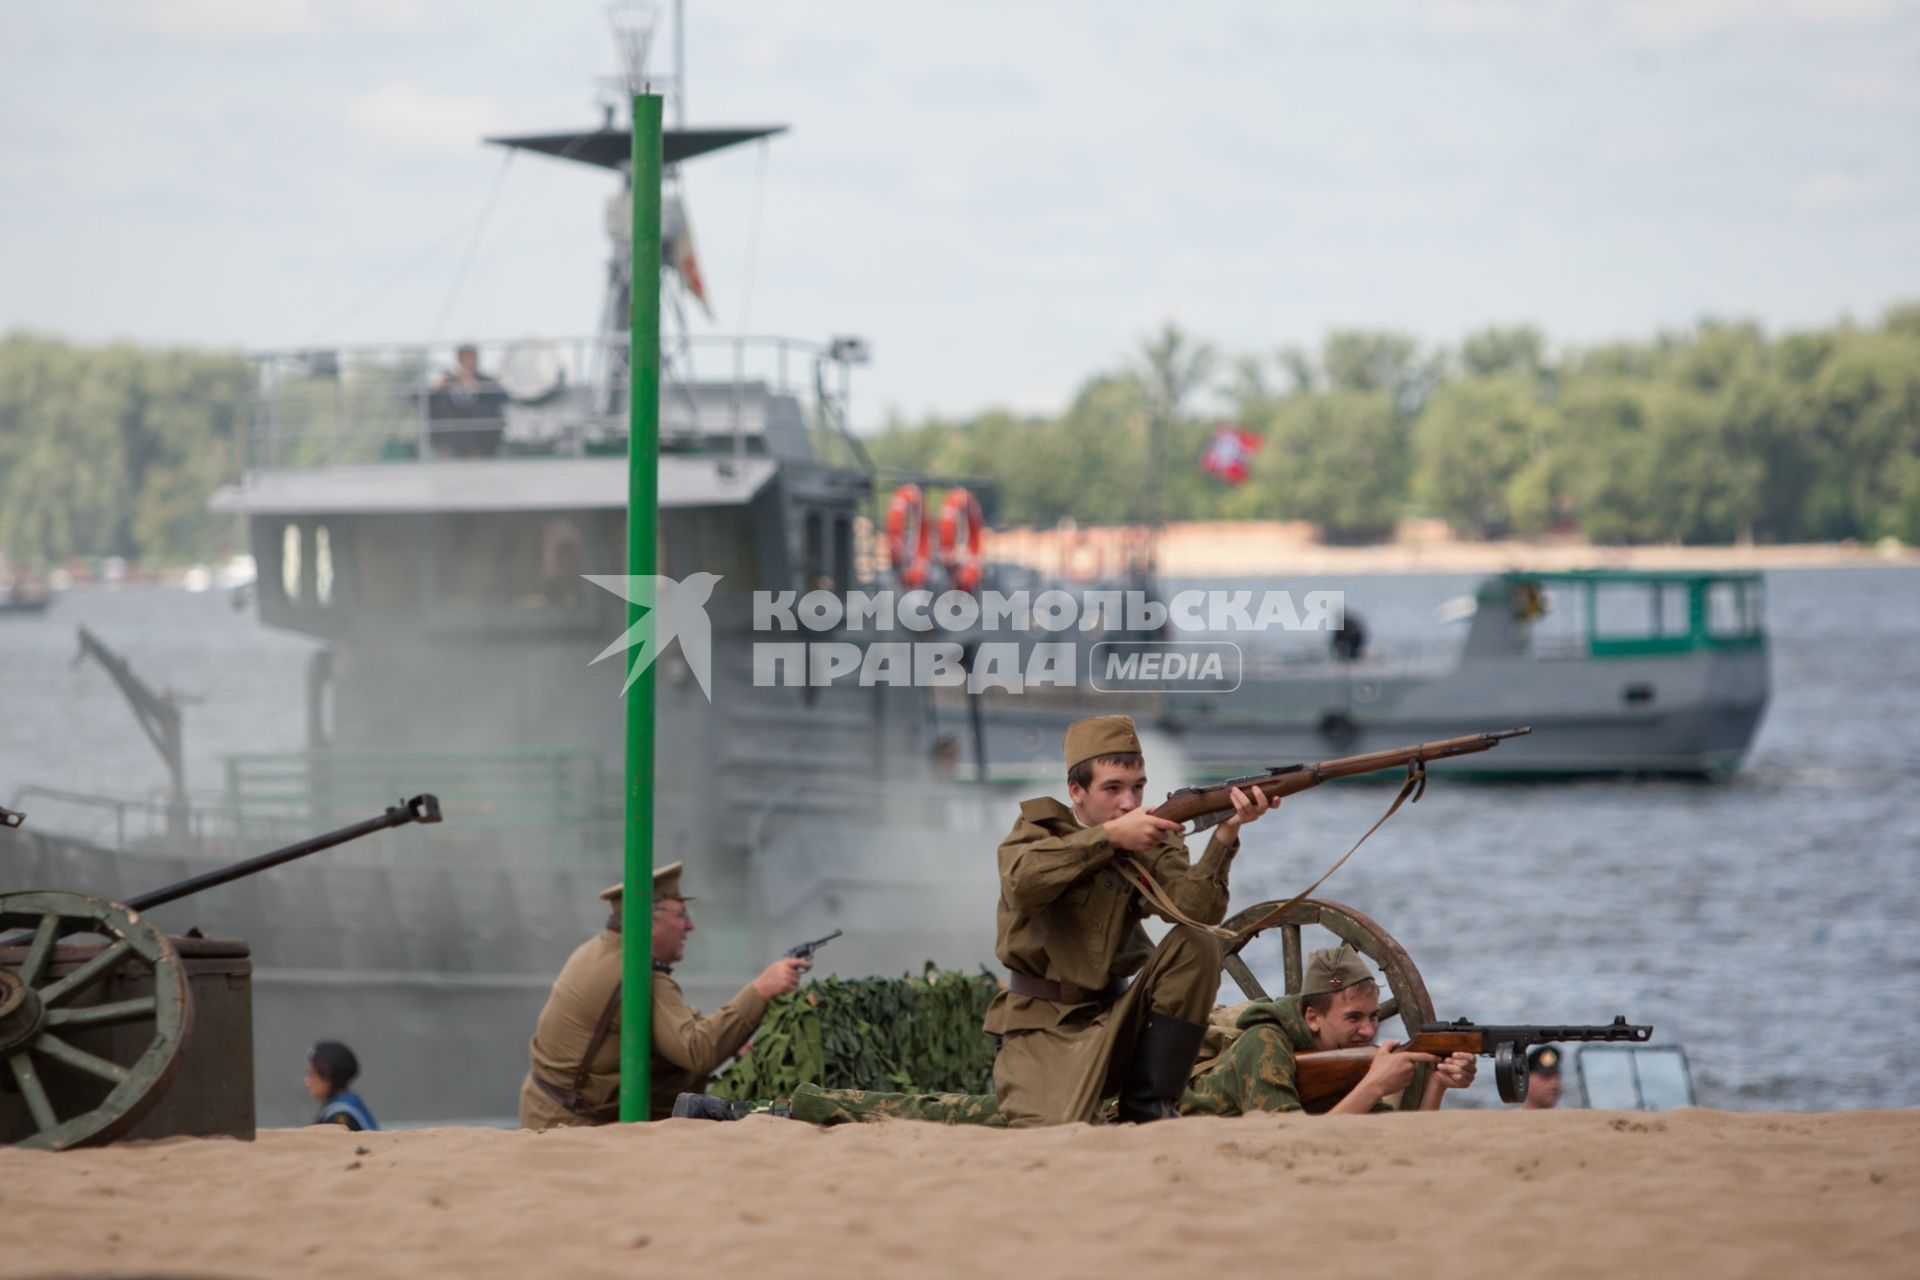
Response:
[[352, 518, 419, 607], [1592, 583, 1655, 638], [434, 514, 592, 608], [1524, 581, 1585, 658], [315, 526, 334, 607], [281, 524, 303, 603], [1655, 584, 1691, 637], [1707, 581, 1754, 637]]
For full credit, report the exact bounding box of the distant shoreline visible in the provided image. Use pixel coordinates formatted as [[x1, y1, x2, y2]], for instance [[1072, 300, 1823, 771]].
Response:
[[983, 520, 1919, 578]]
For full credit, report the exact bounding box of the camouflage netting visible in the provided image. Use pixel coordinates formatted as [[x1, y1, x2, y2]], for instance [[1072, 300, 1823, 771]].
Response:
[[709, 966, 1001, 1101]]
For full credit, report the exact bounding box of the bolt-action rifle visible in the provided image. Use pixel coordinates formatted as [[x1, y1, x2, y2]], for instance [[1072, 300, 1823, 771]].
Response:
[[1150, 727, 1531, 831], [1295, 1015, 1654, 1107]]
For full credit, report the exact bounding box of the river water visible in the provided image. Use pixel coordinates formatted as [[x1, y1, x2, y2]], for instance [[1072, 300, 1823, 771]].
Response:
[[3, 567, 1917, 1111]]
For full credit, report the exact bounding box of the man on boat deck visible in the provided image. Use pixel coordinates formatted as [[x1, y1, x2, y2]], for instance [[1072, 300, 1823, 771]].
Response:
[[985, 714, 1274, 1126], [518, 861, 806, 1127]]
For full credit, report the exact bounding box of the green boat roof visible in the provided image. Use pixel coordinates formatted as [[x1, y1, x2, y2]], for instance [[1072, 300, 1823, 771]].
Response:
[[1493, 568, 1765, 586]]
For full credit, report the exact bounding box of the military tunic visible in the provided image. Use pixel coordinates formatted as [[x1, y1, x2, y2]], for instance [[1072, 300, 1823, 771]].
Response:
[[1180, 994, 1394, 1116], [518, 928, 770, 1127], [982, 797, 1237, 1126]]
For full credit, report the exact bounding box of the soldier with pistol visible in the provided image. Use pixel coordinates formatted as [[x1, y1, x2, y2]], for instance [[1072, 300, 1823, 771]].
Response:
[[518, 860, 807, 1127]]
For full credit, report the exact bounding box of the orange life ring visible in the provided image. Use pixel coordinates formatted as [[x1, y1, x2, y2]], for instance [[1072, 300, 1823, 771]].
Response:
[[885, 484, 931, 588], [937, 488, 986, 593]]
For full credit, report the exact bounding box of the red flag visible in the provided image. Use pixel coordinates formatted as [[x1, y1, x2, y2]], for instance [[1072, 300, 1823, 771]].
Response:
[[1199, 424, 1263, 485], [663, 196, 714, 320]]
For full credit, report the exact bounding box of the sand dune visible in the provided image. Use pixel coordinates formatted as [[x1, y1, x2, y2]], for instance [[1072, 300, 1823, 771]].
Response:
[[9, 1109, 1916, 1279]]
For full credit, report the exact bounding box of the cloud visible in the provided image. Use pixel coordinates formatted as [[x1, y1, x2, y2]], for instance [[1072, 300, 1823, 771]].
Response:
[[130, 0, 430, 41], [132, 0, 319, 39], [1825, 67, 1920, 107], [1617, 0, 1908, 49], [1792, 169, 1892, 211], [344, 83, 505, 153]]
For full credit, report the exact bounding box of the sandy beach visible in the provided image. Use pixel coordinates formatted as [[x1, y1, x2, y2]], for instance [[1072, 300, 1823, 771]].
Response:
[[10, 1109, 1916, 1280]]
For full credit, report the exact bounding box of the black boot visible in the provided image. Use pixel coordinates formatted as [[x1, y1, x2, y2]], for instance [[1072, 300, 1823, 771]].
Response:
[[1116, 1012, 1207, 1122], [671, 1092, 792, 1121]]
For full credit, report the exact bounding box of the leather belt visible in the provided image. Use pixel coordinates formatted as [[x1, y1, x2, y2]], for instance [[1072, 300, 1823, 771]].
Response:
[[1007, 969, 1127, 1005], [532, 1073, 618, 1124]]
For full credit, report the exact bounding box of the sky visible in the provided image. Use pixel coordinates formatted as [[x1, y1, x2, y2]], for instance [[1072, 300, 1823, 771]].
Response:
[[1, 0, 1916, 426]]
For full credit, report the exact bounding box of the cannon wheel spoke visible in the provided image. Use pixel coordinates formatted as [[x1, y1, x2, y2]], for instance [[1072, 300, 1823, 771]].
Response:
[[7, 1050, 58, 1132], [47, 996, 158, 1030], [1, 890, 191, 1150]]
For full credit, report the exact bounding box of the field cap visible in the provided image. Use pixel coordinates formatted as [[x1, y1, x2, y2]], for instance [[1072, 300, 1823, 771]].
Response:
[[1528, 1045, 1562, 1076], [1299, 943, 1376, 997], [1064, 714, 1142, 771], [598, 860, 695, 904]]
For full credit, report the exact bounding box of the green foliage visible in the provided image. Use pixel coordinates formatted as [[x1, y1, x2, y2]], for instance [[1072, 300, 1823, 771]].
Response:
[[709, 966, 1001, 1100], [867, 306, 1920, 547], [0, 332, 249, 567], [6, 308, 1919, 571]]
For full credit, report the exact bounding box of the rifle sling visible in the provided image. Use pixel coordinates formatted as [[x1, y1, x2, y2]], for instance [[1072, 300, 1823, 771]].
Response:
[[1121, 759, 1427, 948], [1225, 759, 1426, 945]]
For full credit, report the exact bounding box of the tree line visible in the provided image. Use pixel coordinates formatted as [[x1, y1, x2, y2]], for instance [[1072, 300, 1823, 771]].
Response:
[[866, 306, 1920, 546], [2, 308, 1917, 569], [0, 334, 250, 570]]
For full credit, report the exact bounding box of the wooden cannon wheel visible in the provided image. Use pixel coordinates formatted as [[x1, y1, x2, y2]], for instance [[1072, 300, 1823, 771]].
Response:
[[1218, 897, 1436, 1112], [0, 890, 193, 1151]]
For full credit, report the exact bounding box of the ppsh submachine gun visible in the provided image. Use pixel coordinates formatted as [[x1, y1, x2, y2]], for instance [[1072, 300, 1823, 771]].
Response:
[[1294, 1016, 1654, 1107], [0, 795, 442, 1151]]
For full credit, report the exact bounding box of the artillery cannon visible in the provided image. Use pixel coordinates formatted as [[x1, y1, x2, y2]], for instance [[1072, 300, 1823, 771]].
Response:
[[0, 795, 441, 1151]]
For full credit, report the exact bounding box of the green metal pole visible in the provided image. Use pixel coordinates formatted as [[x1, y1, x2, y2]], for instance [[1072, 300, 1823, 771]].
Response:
[[619, 93, 663, 1123]]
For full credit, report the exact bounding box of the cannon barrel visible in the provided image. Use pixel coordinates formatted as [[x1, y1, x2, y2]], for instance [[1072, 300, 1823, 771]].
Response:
[[126, 794, 443, 912], [0, 795, 442, 948]]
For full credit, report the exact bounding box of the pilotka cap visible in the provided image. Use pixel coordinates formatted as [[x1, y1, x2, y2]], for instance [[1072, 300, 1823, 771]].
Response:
[[1064, 714, 1143, 772], [598, 860, 695, 904], [1299, 943, 1377, 997]]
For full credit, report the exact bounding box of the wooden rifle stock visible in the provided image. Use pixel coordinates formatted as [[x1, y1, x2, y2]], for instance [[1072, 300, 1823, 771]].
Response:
[[1293, 1018, 1653, 1109], [1148, 727, 1530, 829]]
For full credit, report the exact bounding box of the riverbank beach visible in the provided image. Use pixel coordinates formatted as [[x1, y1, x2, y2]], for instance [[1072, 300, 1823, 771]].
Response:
[[10, 1110, 1916, 1279], [984, 520, 1920, 578]]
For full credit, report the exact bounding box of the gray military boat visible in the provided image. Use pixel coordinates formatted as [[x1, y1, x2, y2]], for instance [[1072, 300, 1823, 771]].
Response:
[[2, 20, 1020, 1126], [1, 14, 1769, 1127]]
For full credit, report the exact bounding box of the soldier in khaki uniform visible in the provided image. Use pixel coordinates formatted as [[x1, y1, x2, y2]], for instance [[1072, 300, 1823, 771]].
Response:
[[983, 714, 1276, 1126], [518, 861, 807, 1127], [1182, 943, 1476, 1115]]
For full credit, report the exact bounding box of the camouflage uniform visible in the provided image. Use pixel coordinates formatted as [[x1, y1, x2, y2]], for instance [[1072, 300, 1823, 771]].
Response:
[[786, 1084, 1006, 1127], [1181, 994, 1322, 1116], [1182, 969, 1399, 1116]]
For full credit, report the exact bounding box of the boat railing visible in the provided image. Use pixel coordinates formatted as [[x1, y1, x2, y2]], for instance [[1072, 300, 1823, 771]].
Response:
[[1234, 636, 1465, 679], [243, 333, 846, 470], [222, 745, 616, 828], [4, 785, 219, 851]]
